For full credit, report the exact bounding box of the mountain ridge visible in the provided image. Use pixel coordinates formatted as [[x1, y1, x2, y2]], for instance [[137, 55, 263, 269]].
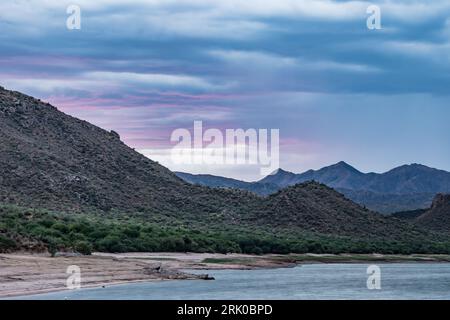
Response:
[[177, 161, 450, 213]]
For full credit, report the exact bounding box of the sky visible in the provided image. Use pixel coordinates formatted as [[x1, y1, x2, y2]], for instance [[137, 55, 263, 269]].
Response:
[[1, 0, 449, 181]]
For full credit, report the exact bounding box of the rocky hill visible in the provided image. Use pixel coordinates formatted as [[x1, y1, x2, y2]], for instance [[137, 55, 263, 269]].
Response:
[[415, 194, 450, 233], [0, 86, 259, 220], [252, 182, 426, 240]]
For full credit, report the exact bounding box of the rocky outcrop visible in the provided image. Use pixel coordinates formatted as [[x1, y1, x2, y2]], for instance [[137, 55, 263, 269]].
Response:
[[430, 194, 450, 210], [415, 194, 450, 233]]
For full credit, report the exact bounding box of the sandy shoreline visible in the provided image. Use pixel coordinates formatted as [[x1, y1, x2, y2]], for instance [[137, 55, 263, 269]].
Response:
[[2, 252, 450, 298]]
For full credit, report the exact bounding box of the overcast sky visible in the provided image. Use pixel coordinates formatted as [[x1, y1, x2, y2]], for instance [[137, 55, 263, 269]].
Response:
[[1, 0, 449, 180]]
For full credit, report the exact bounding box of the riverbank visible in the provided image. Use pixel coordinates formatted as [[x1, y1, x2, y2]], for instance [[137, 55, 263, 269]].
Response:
[[2, 252, 450, 298]]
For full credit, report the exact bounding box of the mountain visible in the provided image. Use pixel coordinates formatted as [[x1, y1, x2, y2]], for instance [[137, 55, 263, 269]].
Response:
[[175, 171, 418, 236], [415, 194, 450, 233], [177, 162, 450, 213], [257, 168, 298, 187], [0, 86, 260, 220], [372, 164, 450, 194], [261, 161, 368, 190], [333, 189, 434, 214], [267, 162, 450, 213], [260, 162, 450, 195], [175, 172, 279, 196], [252, 182, 420, 239], [0, 86, 448, 255]]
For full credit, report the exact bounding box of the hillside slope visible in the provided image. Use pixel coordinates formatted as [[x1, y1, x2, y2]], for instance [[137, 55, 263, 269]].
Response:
[[254, 182, 426, 241], [415, 194, 450, 233], [0, 86, 258, 219]]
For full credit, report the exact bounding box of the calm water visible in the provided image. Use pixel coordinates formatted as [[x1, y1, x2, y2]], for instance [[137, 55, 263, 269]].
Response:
[[13, 263, 450, 300]]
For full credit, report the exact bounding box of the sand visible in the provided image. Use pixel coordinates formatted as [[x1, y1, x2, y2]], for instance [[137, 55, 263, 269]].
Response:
[[0, 253, 203, 298]]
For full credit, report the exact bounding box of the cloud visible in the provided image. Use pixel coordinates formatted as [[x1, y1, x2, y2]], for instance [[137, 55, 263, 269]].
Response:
[[2, 71, 226, 96], [86, 71, 222, 90], [210, 49, 381, 72], [384, 40, 450, 59], [208, 50, 298, 67]]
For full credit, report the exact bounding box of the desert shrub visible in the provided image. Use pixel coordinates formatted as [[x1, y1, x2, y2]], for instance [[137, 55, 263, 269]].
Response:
[[0, 234, 17, 252], [47, 241, 58, 257], [122, 225, 141, 238], [96, 235, 126, 252], [52, 223, 69, 233], [74, 240, 93, 255]]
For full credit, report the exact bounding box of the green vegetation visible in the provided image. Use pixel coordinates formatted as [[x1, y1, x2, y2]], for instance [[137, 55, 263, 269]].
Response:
[[202, 258, 254, 264], [0, 234, 17, 251], [202, 254, 450, 265], [2, 204, 450, 255]]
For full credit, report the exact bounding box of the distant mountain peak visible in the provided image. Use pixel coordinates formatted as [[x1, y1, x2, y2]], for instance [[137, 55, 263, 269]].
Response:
[[334, 161, 355, 168], [324, 161, 361, 174], [258, 168, 297, 187], [386, 163, 436, 175], [399, 163, 426, 169], [269, 168, 295, 176]]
